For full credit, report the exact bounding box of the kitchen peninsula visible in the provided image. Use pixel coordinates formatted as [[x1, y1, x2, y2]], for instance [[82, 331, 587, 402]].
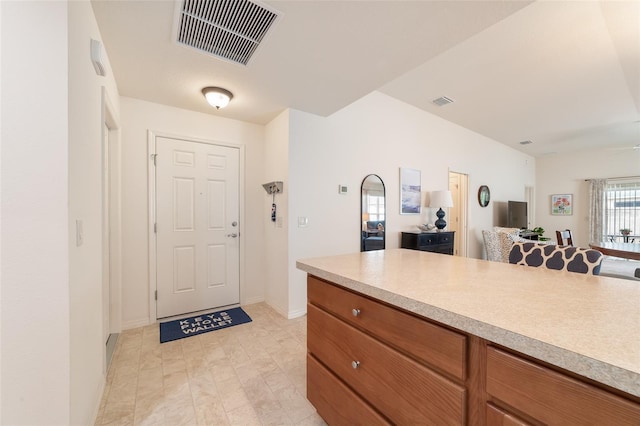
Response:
[[297, 249, 640, 425]]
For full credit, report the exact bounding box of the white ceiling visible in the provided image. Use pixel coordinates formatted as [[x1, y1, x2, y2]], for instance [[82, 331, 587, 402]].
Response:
[[92, 0, 640, 157]]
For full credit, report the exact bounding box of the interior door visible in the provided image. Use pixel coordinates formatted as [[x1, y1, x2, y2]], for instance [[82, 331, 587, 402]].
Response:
[[156, 137, 240, 318], [449, 171, 468, 257]]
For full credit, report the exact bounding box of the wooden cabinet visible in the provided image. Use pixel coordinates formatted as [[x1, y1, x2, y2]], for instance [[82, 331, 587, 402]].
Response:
[[307, 275, 467, 424], [486, 404, 531, 426], [306, 354, 389, 425], [308, 275, 466, 380], [306, 275, 640, 425], [401, 231, 454, 255], [486, 347, 640, 425]]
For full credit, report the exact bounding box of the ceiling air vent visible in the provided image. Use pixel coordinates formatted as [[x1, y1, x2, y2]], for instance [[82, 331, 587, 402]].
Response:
[[176, 0, 280, 66], [432, 96, 454, 107]]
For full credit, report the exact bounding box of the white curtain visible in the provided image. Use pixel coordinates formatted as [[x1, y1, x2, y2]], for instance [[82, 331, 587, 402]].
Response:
[[589, 179, 606, 243]]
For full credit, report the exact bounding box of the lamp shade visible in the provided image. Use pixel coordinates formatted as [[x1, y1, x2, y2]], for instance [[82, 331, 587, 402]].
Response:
[[429, 190, 453, 208], [202, 87, 233, 109]]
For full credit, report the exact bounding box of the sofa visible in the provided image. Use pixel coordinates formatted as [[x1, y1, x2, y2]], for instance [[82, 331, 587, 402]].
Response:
[[508, 241, 603, 275], [362, 221, 384, 251], [482, 227, 555, 263]]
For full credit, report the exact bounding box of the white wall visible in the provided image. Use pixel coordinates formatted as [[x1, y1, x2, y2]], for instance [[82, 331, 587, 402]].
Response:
[[264, 111, 291, 317], [68, 1, 121, 424], [285, 91, 536, 316], [1, 1, 70, 424], [535, 147, 640, 247], [2, 1, 122, 423], [119, 98, 266, 328]]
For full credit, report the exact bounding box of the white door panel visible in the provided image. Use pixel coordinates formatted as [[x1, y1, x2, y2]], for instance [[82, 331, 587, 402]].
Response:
[[156, 137, 240, 318]]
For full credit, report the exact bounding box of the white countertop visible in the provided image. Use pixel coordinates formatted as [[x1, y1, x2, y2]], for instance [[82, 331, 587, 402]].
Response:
[[296, 249, 640, 397]]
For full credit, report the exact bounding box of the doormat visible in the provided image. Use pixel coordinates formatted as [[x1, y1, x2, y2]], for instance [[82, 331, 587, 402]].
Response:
[[159, 307, 252, 343]]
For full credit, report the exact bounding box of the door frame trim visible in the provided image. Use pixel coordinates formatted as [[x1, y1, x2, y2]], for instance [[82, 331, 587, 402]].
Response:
[[147, 130, 246, 323], [101, 87, 121, 363]]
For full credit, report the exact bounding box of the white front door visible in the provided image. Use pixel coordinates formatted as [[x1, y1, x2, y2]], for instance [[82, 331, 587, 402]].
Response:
[[156, 137, 240, 318]]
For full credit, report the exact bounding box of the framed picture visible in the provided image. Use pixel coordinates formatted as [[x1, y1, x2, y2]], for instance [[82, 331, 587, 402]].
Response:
[[400, 168, 421, 214], [551, 194, 572, 215]]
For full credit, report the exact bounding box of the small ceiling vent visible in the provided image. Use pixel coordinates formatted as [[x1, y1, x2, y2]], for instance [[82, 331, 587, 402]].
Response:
[[432, 96, 454, 107], [176, 0, 280, 66]]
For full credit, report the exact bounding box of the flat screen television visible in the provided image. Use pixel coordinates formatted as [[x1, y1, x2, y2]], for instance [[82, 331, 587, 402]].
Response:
[[507, 200, 528, 229]]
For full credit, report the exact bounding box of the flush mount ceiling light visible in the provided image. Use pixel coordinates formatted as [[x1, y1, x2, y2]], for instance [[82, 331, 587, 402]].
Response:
[[202, 87, 233, 109]]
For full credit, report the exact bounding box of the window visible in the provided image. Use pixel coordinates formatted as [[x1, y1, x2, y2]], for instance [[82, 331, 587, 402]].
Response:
[[366, 194, 385, 222], [603, 180, 640, 241]]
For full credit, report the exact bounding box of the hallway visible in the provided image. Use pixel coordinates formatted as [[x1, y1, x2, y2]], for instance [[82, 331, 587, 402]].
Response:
[[95, 303, 324, 425]]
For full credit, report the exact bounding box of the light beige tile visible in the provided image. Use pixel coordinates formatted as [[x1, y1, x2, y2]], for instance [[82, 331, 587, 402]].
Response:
[[95, 303, 324, 426], [219, 386, 252, 413], [253, 399, 292, 425], [185, 355, 210, 379], [133, 390, 165, 426], [225, 403, 261, 426], [163, 397, 197, 426], [209, 361, 237, 384], [263, 370, 294, 393], [101, 401, 135, 426], [202, 346, 226, 363], [136, 368, 163, 398], [234, 362, 261, 385], [194, 403, 230, 426], [162, 357, 187, 376], [276, 385, 317, 423], [138, 349, 162, 371], [295, 412, 326, 426]]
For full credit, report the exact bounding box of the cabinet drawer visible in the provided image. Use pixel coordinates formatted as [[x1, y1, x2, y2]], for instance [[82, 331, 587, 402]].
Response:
[[418, 233, 439, 245], [307, 354, 390, 425], [437, 233, 453, 244], [487, 347, 640, 425], [308, 276, 466, 380], [419, 244, 453, 255], [486, 404, 531, 426], [308, 304, 466, 424]]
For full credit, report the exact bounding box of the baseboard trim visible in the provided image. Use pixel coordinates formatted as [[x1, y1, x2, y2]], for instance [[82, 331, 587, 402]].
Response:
[[90, 375, 106, 426], [122, 317, 151, 330], [287, 307, 307, 319]]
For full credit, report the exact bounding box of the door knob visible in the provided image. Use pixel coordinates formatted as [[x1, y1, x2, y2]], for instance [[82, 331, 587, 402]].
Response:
[[227, 233, 238, 238]]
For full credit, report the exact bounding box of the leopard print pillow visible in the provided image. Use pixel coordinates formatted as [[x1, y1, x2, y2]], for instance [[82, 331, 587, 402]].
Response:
[[508, 242, 603, 275]]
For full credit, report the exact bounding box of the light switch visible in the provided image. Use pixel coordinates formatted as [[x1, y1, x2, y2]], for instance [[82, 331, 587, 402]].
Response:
[[298, 216, 309, 228]]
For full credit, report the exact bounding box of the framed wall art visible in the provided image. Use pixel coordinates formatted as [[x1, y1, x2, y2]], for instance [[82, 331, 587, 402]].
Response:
[[400, 168, 421, 214], [551, 194, 572, 215]]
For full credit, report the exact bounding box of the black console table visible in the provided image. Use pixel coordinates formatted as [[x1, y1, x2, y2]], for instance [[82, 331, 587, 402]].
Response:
[[400, 231, 455, 255]]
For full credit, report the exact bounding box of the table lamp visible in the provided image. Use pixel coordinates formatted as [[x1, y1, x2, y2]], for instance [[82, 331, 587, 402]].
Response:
[[429, 190, 454, 230], [362, 213, 370, 231]]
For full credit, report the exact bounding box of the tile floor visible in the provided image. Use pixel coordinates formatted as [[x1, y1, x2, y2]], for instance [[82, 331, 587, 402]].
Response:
[[95, 303, 326, 426]]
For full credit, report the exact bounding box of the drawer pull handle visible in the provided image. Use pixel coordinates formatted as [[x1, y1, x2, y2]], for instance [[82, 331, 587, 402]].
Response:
[[352, 360, 360, 369], [352, 308, 361, 317]]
